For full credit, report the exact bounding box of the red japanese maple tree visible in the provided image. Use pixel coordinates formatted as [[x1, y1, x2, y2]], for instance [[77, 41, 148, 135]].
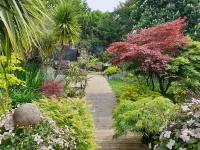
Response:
[[107, 18, 188, 73]]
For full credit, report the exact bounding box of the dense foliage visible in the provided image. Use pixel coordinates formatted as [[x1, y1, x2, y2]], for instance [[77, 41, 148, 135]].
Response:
[[167, 41, 200, 95], [107, 18, 188, 72], [40, 81, 62, 97], [119, 85, 161, 102], [34, 98, 98, 150], [113, 96, 174, 140], [114, 0, 200, 40], [108, 18, 189, 95], [154, 99, 200, 150], [103, 66, 120, 76], [0, 113, 77, 150]]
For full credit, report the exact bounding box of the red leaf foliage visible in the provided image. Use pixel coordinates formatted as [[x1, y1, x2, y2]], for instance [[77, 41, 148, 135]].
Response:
[[107, 18, 189, 73], [40, 81, 62, 97]]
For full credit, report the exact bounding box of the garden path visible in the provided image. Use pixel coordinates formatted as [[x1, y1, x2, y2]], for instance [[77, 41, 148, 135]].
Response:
[[85, 74, 147, 150]]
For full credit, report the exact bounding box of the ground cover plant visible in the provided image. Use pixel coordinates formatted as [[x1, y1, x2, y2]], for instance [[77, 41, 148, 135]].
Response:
[[0, 113, 77, 150], [34, 98, 98, 150], [153, 99, 200, 150]]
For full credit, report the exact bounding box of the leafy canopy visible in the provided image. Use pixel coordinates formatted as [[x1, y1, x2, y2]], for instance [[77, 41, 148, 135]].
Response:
[[52, 2, 81, 44], [107, 18, 188, 73]]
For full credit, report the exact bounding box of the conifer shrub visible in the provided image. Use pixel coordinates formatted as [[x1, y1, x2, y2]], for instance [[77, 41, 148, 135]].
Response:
[[113, 96, 174, 144]]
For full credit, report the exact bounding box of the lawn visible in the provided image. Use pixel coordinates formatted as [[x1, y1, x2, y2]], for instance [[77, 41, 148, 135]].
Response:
[[108, 79, 134, 98]]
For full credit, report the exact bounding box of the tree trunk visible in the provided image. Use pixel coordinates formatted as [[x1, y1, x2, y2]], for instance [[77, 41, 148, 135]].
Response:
[[55, 41, 65, 77], [155, 73, 166, 95]]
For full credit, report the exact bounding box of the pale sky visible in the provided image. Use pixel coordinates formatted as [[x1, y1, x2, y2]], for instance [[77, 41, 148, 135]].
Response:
[[87, 0, 126, 12]]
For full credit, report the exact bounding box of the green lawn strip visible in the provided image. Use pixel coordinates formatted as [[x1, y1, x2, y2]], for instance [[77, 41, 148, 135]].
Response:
[[108, 79, 134, 97]]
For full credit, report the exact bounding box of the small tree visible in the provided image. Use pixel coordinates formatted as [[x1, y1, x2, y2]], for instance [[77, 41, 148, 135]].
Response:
[[53, 2, 81, 76], [107, 18, 188, 95]]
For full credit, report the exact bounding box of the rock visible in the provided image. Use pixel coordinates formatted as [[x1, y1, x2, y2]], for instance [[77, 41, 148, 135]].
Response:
[[41, 65, 56, 81], [80, 69, 88, 76], [13, 104, 41, 127]]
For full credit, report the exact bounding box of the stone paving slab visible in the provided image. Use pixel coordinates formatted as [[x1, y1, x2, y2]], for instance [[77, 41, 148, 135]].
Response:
[[86, 74, 116, 130]]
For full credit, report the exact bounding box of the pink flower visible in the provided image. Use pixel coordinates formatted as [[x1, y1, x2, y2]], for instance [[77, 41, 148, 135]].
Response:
[[180, 134, 190, 142]]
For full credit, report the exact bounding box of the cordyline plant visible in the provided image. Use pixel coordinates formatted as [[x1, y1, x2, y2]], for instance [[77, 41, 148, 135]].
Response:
[[107, 18, 189, 95]]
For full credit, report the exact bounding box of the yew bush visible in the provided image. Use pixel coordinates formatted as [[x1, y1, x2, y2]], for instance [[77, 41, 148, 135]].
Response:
[[107, 18, 189, 95]]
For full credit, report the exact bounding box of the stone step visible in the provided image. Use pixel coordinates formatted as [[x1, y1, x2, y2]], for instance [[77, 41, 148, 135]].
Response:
[[99, 148, 147, 150], [95, 130, 148, 150]]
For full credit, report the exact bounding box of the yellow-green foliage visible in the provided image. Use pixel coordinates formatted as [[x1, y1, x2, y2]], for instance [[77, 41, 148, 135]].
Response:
[[103, 66, 120, 75], [119, 85, 161, 102], [34, 98, 98, 150], [0, 54, 24, 115], [113, 96, 174, 138], [0, 54, 24, 89]]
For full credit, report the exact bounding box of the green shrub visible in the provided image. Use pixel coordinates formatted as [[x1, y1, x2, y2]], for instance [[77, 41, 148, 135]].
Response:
[[108, 71, 135, 82], [128, 73, 134, 78], [0, 114, 77, 150], [113, 96, 174, 140], [9, 89, 43, 107], [34, 98, 98, 150], [119, 85, 161, 102], [14, 63, 44, 92], [103, 66, 120, 76]]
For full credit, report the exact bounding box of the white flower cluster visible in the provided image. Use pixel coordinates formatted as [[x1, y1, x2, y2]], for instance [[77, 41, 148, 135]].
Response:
[[0, 112, 77, 149], [154, 98, 200, 150], [0, 110, 15, 144], [33, 116, 77, 149]]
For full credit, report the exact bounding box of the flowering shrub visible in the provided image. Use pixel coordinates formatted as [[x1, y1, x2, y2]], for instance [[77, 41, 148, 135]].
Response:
[[154, 98, 200, 150], [34, 98, 98, 150], [40, 81, 62, 97], [0, 111, 77, 150]]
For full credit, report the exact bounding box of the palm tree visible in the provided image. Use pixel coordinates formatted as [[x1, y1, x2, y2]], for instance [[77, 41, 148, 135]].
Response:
[[52, 2, 81, 76], [0, 0, 47, 60], [0, 0, 47, 113]]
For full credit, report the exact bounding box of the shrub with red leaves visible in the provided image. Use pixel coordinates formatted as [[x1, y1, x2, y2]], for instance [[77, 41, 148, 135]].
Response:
[[107, 18, 188, 73], [107, 18, 189, 95], [40, 81, 62, 97], [92, 64, 102, 71]]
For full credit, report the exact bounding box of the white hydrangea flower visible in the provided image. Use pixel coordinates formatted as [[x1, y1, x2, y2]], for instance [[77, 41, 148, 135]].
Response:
[[41, 146, 54, 150], [33, 134, 44, 145], [164, 131, 171, 138], [166, 139, 175, 149], [0, 134, 4, 144], [194, 111, 200, 118], [153, 144, 158, 150], [181, 106, 190, 112], [187, 119, 195, 125], [179, 148, 186, 150]]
